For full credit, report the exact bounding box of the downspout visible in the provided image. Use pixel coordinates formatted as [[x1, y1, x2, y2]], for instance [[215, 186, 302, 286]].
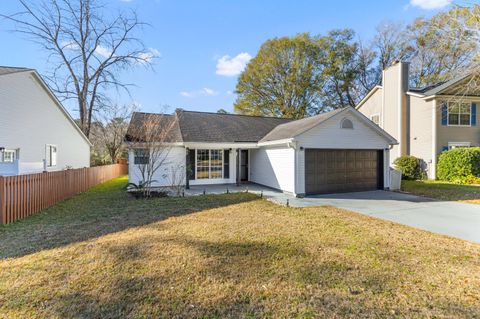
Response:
[[288, 139, 300, 197]]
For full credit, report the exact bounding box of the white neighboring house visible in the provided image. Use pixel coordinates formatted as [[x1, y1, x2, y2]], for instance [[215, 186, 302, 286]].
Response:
[[0, 66, 91, 176], [126, 108, 398, 197]]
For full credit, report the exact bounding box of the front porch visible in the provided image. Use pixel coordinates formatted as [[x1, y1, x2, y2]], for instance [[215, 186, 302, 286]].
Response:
[[185, 182, 294, 205], [186, 146, 254, 187]]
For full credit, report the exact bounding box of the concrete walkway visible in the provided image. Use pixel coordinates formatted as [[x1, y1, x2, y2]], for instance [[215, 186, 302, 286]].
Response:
[[279, 190, 480, 244], [186, 184, 480, 244]]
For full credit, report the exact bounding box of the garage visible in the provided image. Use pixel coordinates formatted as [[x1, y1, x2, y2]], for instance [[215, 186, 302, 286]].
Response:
[[305, 149, 383, 195]]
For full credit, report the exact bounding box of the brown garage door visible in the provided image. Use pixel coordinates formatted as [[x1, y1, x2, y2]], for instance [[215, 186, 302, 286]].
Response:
[[305, 149, 383, 195]]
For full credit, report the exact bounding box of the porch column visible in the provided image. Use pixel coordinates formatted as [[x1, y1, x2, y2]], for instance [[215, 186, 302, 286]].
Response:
[[236, 149, 240, 186], [185, 148, 190, 189]]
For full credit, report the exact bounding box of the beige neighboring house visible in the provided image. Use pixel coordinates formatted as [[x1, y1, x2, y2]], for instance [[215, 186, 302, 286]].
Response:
[[357, 61, 479, 179]]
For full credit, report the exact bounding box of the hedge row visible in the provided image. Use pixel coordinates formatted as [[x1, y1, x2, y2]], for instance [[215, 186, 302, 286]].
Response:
[[437, 147, 480, 184]]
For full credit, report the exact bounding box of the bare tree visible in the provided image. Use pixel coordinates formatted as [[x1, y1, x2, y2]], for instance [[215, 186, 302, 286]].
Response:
[[91, 104, 135, 164], [373, 21, 413, 71], [2, 0, 158, 137], [406, 7, 478, 87], [165, 164, 186, 196], [126, 112, 179, 197], [420, 4, 480, 104]]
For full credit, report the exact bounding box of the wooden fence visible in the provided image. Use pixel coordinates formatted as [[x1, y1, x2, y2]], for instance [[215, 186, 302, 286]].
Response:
[[0, 164, 128, 225]]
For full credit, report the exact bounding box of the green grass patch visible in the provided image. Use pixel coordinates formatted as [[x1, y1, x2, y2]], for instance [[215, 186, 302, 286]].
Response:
[[401, 180, 480, 204], [0, 176, 479, 318]]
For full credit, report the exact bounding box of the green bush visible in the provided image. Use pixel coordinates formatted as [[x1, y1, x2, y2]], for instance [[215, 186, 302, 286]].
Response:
[[437, 147, 480, 184], [393, 155, 424, 180]]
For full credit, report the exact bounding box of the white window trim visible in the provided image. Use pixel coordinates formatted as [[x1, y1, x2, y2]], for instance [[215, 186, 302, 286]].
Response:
[[195, 149, 224, 180], [448, 142, 471, 149], [370, 113, 381, 126], [446, 101, 472, 127], [1, 149, 17, 163], [46, 144, 58, 167], [133, 148, 150, 165]]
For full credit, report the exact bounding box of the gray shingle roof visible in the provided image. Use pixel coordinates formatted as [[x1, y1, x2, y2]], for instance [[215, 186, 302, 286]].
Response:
[[126, 109, 362, 144], [125, 112, 183, 143], [408, 73, 472, 96], [177, 110, 292, 143], [259, 108, 345, 142], [0, 66, 33, 76]]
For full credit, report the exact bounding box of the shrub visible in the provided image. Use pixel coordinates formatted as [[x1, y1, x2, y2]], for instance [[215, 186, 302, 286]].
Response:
[[437, 147, 480, 184], [393, 155, 424, 180]]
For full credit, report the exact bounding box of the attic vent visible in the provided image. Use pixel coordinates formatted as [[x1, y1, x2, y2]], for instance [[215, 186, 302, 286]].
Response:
[[341, 118, 354, 129]]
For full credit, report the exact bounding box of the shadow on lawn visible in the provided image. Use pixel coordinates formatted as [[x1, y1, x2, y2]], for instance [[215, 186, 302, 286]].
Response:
[[0, 178, 259, 259], [42, 236, 480, 318]]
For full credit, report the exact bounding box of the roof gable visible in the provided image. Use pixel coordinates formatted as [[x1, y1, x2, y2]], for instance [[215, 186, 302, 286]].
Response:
[[1, 68, 91, 146], [261, 107, 397, 144], [260, 108, 345, 142], [0, 66, 33, 76]]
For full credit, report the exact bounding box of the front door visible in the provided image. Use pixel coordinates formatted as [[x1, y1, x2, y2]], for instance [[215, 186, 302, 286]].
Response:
[[240, 150, 248, 181]]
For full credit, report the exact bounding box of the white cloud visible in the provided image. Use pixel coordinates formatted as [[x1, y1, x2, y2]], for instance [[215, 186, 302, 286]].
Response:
[[61, 41, 78, 50], [409, 0, 452, 9], [180, 88, 219, 98], [95, 45, 112, 58], [136, 48, 161, 64], [216, 52, 252, 77], [180, 91, 193, 97]]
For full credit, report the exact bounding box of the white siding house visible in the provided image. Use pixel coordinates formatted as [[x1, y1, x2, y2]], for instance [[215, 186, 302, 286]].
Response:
[[127, 108, 397, 196], [250, 147, 296, 194], [0, 67, 91, 176]]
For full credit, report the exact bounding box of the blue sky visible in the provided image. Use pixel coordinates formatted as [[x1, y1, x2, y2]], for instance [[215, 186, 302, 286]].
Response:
[[0, 0, 453, 116]]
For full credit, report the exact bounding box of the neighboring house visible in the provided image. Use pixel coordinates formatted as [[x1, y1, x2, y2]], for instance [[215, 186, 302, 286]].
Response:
[[0, 66, 91, 176], [357, 61, 479, 179], [126, 108, 397, 196]]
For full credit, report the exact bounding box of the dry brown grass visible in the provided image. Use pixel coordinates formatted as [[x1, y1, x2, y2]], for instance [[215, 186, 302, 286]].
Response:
[[0, 177, 479, 318]]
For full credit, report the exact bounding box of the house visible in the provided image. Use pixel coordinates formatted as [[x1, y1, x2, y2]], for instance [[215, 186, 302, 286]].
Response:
[[0, 66, 91, 176], [125, 107, 397, 196], [356, 61, 479, 179]]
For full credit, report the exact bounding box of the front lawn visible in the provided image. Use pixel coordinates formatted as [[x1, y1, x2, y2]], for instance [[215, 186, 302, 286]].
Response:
[[401, 180, 480, 204], [1, 177, 479, 318]]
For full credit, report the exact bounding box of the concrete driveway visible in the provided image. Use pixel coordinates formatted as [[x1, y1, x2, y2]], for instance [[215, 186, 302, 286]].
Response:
[[275, 191, 480, 244]]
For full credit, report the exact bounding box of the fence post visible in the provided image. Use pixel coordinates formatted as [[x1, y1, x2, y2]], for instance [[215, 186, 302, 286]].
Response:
[[0, 176, 6, 225]]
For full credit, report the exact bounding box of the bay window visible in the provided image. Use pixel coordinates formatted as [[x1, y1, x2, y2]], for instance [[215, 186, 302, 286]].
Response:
[[196, 149, 223, 179]]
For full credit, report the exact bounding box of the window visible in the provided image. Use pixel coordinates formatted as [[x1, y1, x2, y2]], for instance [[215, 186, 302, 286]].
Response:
[[341, 118, 354, 129], [46, 145, 57, 167], [196, 149, 209, 179], [448, 142, 471, 150], [1, 149, 16, 163], [370, 114, 380, 126], [448, 102, 471, 126], [134, 149, 149, 165], [196, 149, 223, 179]]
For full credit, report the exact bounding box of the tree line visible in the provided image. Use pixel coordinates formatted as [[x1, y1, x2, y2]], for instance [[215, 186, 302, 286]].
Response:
[[234, 5, 480, 118]]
